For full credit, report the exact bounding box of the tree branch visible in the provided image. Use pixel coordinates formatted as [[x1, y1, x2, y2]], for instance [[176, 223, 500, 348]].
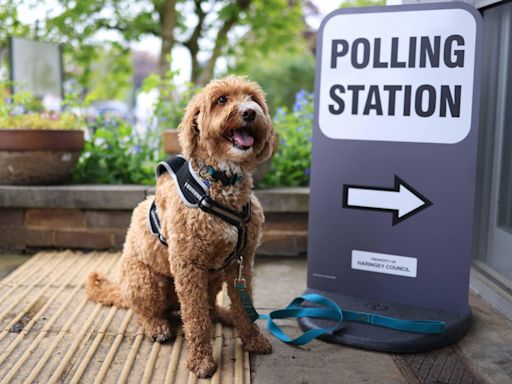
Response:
[[184, 0, 207, 82], [197, 0, 251, 85], [157, 0, 178, 75]]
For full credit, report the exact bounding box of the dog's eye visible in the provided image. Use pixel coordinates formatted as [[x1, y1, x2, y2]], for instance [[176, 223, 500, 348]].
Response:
[[217, 96, 228, 105]]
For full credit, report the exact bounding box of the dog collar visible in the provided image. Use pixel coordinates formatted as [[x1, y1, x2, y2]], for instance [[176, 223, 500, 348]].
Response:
[[206, 165, 242, 186]]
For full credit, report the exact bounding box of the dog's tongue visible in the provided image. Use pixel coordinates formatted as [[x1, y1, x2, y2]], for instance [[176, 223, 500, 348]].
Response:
[[233, 129, 254, 147]]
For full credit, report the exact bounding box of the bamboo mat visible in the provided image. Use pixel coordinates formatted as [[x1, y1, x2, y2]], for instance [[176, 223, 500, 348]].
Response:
[[0, 251, 250, 384]]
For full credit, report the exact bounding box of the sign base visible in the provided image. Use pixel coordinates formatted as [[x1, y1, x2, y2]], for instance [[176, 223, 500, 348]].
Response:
[[298, 288, 471, 353]]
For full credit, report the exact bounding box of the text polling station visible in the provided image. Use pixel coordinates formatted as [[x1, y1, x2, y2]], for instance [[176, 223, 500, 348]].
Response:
[[317, 7, 477, 144]]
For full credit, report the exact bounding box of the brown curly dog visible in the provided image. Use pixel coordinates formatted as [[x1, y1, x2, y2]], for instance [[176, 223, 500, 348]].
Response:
[[86, 76, 275, 378]]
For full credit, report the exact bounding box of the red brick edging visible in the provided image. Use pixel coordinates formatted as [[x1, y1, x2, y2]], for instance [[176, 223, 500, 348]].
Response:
[[0, 186, 308, 256]]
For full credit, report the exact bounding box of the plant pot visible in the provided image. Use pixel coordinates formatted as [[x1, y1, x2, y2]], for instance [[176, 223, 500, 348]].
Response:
[[163, 129, 181, 156], [162, 129, 273, 184], [0, 129, 84, 185]]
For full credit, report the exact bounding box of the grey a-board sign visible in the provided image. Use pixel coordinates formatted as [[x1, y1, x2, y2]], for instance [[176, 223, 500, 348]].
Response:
[[300, 2, 483, 352]]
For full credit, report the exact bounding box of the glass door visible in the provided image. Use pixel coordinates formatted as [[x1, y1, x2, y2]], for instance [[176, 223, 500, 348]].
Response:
[[474, 0, 512, 287]]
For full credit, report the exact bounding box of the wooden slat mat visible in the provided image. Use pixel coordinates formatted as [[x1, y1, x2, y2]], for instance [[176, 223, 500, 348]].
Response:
[[0, 251, 250, 384]]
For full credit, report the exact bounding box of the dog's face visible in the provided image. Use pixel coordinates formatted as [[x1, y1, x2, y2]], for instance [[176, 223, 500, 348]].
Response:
[[178, 76, 275, 169]]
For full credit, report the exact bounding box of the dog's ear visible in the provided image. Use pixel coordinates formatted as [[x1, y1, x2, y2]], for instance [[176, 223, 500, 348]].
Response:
[[255, 126, 277, 164], [178, 95, 201, 158]]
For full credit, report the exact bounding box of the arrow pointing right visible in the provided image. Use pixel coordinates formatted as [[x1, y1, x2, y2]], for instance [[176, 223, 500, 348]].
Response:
[[343, 176, 433, 225]]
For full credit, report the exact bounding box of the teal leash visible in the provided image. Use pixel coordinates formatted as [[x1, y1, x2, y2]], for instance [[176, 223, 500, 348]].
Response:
[[234, 269, 445, 346]]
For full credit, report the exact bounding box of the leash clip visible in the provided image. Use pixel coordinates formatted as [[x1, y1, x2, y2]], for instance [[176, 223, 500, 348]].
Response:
[[235, 256, 245, 287]]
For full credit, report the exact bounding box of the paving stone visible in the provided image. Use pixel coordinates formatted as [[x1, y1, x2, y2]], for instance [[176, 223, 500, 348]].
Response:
[[251, 256, 407, 384]]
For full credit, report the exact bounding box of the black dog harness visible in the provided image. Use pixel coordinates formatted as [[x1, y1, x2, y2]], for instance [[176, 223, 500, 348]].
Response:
[[148, 156, 251, 271]]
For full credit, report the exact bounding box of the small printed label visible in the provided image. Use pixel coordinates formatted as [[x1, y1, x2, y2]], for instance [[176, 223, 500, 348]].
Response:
[[312, 272, 337, 280], [351, 250, 417, 278]]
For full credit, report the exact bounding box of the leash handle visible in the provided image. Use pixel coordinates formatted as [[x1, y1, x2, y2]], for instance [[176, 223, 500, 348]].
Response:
[[341, 310, 446, 334], [260, 294, 344, 345]]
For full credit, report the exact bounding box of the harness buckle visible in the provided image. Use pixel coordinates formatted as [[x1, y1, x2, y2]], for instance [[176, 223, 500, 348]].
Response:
[[199, 196, 213, 213]]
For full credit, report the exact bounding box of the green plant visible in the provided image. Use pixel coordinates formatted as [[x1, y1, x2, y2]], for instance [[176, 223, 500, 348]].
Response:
[[72, 119, 162, 185], [141, 70, 198, 131], [0, 112, 82, 130], [73, 73, 199, 185], [236, 51, 315, 115], [0, 84, 83, 130], [259, 90, 313, 188]]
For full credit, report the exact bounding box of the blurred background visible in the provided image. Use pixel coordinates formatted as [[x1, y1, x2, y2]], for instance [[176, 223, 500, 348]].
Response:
[[0, 0, 383, 186]]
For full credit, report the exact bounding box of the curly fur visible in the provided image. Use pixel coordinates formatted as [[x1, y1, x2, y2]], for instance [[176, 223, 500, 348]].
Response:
[[86, 76, 276, 378]]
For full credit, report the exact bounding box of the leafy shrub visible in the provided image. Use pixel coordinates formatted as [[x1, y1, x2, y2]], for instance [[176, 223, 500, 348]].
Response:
[[72, 119, 162, 185], [259, 90, 313, 187], [0, 112, 82, 130], [73, 71, 197, 185], [0, 87, 83, 130], [235, 52, 315, 115], [141, 70, 198, 130]]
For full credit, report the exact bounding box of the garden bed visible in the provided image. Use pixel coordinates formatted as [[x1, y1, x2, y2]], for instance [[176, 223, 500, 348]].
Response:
[[0, 186, 308, 256]]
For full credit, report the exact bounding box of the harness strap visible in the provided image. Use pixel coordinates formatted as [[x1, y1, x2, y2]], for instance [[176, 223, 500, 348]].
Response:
[[234, 283, 446, 345], [148, 200, 168, 247], [148, 156, 251, 271]]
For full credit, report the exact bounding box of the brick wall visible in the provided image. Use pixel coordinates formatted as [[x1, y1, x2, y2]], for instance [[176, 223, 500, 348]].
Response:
[[0, 186, 308, 256]]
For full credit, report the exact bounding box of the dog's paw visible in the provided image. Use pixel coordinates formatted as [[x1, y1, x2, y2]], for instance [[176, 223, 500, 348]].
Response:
[[211, 305, 234, 326], [242, 333, 273, 354], [187, 355, 217, 378], [140, 317, 175, 343]]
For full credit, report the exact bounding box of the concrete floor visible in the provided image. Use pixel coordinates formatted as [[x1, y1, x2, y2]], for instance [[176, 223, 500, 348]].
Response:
[[1, 254, 511, 384], [251, 257, 512, 384]]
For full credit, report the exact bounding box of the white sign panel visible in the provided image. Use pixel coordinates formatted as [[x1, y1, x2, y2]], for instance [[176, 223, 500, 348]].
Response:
[[319, 9, 477, 144]]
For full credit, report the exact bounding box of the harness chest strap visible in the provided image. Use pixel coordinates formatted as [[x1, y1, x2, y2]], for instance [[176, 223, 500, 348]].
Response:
[[147, 156, 251, 271]]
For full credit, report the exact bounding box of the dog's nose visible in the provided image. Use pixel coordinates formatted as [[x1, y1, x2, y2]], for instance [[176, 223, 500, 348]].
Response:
[[241, 108, 256, 122]]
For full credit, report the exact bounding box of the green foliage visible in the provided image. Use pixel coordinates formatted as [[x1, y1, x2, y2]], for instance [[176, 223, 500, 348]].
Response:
[[0, 83, 83, 130], [340, 0, 386, 8], [0, 1, 31, 44], [237, 52, 315, 115], [0, 112, 82, 130], [1, 0, 312, 95], [84, 45, 134, 104], [141, 70, 198, 130], [72, 120, 162, 185], [235, 0, 306, 59], [259, 90, 313, 188]]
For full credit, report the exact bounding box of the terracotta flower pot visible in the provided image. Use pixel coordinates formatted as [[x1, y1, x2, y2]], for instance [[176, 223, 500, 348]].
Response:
[[162, 129, 181, 156], [0, 129, 84, 185], [162, 129, 273, 184]]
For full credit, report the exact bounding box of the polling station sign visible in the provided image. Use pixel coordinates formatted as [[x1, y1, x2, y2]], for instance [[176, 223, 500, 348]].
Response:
[[307, 1, 483, 319], [319, 6, 476, 144]]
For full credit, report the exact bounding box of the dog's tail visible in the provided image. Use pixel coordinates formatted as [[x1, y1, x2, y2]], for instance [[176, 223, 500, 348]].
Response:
[[85, 272, 128, 309]]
